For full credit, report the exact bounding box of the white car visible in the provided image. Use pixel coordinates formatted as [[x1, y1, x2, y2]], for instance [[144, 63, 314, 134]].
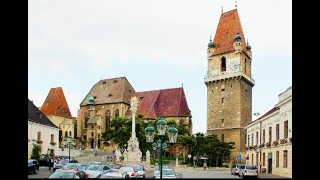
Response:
[[118, 167, 136, 178], [238, 165, 258, 178], [231, 164, 245, 175], [98, 172, 127, 179], [132, 165, 145, 178], [154, 169, 178, 179], [84, 165, 111, 178], [153, 166, 169, 178]]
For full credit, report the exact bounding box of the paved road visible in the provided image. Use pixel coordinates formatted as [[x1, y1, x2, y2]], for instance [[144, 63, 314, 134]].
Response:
[[28, 166, 54, 178], [181, 171, 240, 178]]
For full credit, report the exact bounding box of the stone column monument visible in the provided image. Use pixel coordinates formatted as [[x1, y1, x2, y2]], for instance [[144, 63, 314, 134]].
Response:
[[123, 96, 143, 165]]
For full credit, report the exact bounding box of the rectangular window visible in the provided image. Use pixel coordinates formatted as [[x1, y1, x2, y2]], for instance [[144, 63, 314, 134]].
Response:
[[283, 150, 288, 167], [251, 154, 254, 165], [51, 134, 54, 143], [284, 120, 288, 138], [276, 124, 280, 141], [256, 153, 259, 166], [263, 153, 265, 166], [37, 132, 41, 141], [276, 151, 279, 167], [269, 127, 272, 144], [221, 119, 224, 126], [256, 132, 259, 145], [248, 135, 250, 146], [245, 133, 247, 144], [263, 129, 265, 144], [251, 133, 254, 146], [222, 98, 224, 103]]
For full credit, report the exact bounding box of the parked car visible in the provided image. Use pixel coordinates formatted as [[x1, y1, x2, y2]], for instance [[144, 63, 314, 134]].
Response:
[[53, 159, 71, 171], [132, 165, 145, 178], [98, 172, 127, 179], [87, 161, 103, 167], [78, 164, 89, 171], [238, 165, 258, 178], [84, 165, 111, 178], [154, 169, 178, 179], [38, 156, 50, 166], [153, 166, 169, 178], [108, 164, 122, 172], [28, 159, 40, 174], [231, 164, 245, 175], [118, 167, 136, 178], [57, 163, 85, 171], [48, 169, 88, 179]]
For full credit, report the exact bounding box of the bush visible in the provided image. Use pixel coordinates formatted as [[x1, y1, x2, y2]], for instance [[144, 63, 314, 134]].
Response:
[[31, 144, 42, 160]]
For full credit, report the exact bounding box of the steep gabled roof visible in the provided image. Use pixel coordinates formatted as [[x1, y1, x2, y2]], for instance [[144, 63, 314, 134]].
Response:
[[213, 9, 248, 55], [80, 77, 135, 106], [41, 87, 72, 118], [28, 99, 58, 128], [127, 87, 192, 119]]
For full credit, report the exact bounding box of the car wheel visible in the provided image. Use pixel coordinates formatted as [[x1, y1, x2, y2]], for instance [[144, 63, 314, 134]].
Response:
[[34, 168, 38, 174]]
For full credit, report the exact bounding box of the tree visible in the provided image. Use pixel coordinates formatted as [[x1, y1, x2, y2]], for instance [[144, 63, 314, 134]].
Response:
[[31, 144, 41, 160]]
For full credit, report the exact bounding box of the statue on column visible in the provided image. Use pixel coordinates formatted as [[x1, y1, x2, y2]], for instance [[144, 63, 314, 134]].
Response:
[[123, 149, 128, 161], [146, 150, 150, 162], [137, 150, 142, 162]]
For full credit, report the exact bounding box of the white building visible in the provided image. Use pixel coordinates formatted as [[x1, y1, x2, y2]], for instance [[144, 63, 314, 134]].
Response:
[[28, 99, 59, 158], [245, 86, 292, 178]]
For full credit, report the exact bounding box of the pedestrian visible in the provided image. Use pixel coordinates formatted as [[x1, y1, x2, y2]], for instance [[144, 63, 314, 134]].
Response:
[[48, 157, 52, 170], [203, 162, 207, 171]]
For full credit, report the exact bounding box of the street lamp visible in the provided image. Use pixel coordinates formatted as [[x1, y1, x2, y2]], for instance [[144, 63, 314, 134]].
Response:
[[63, 136, 76, 163], [145, 118, 178, 179]]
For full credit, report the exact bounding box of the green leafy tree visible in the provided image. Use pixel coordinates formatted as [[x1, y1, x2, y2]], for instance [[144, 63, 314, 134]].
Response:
[[31, 144, 42, 160]]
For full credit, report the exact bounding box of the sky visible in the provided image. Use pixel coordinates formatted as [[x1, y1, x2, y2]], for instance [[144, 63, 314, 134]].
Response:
[[28, 0, 292, 134]]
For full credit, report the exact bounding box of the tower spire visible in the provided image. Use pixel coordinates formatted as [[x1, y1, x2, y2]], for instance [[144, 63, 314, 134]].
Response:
[[235, 0, 238, 9]]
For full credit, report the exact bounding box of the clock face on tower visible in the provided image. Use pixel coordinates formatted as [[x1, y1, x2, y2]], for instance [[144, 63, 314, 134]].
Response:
[[229, 61, 240, 72]]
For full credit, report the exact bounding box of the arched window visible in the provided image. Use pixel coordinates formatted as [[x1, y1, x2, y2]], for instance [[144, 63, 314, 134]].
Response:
[[65, 131, 68, 138], [106, 110, 111, 131], [59, 130, 62, 142], [69, 131, 72, 137], [244, 58, 247, 73], [85, 112, 89, 128], [221, 57, 226, 72], [115, 109, 119, 118]]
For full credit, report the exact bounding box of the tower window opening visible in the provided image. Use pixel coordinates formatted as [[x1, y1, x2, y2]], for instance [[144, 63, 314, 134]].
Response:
[[221, 119, 224, 127], [222, 98, 224, 103], [222, 134, 224, 142], [221, 88, 225, 92], [221, 57, 226, 72], [245, 58, 247, 73]]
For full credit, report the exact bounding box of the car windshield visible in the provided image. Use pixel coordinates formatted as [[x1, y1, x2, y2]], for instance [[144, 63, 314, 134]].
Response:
[[120, 167, 134, 172], [86, 165, 103, 171], [162, 169, 175, 176], [78, 165, 87, 170], [239, 165, 246, 169], [58, 159, 69, 164], [132, 166, 143, 171], [49, 171, 75, 178], [155, 166, 168, 170], [63, 163, 79, 170], [246, 166, 257, 170]]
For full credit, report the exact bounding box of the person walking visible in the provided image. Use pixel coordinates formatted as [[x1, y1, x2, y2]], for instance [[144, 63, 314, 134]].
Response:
[[48, 157, 53, 170]]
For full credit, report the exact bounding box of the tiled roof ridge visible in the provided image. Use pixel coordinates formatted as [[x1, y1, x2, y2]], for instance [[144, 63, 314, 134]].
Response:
[[249, 107, 280, 125], [136, 87, 182, 93]]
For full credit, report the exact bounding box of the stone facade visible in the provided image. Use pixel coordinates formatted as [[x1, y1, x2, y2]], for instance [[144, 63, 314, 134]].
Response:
[[46, 115, 75, 146], [205, 9, 254, 164], [245, 86, 292, 178], [77, 102, 130, 151]]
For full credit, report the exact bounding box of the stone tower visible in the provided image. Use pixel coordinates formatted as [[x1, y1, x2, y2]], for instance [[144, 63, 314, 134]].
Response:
[[204, 9, 254, 164]]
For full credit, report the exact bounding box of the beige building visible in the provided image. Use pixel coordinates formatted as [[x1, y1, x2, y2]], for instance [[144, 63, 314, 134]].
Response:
[[245, 86, 292, 178], [205, 9, 254, 164], [77, 77, 192, 153], [28, 99, 59, 158], [41, 87, 76, 146]]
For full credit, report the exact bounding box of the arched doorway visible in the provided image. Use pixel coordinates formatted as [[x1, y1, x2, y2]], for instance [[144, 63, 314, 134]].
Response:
[[91, 138, 94, 149]]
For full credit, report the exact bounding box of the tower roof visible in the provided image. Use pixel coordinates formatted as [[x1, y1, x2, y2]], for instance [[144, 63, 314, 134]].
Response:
[[213, 9, 248, 55], [28, 99, 58, 128], [41, 87, 73, 118]]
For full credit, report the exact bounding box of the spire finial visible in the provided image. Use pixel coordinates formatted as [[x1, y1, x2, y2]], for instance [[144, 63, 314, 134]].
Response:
[[221, 6, 223, 14], [235, 0, 238, 9]]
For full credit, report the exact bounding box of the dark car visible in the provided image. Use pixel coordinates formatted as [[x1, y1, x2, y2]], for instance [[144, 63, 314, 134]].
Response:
[[38, 156, 50, 166], [28, 159, 40, 174]]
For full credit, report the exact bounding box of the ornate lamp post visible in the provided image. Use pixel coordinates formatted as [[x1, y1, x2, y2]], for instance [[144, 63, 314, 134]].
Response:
[[145, 118, 178, 179], [63, 136, 77, 163]]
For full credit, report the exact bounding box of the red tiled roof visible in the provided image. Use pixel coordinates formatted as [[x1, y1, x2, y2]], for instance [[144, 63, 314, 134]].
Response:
[[130, 88, 192, 119], [213, 9, 248, 55], [41, 87, 72, 118]]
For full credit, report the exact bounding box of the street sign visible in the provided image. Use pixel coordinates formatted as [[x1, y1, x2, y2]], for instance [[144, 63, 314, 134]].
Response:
[[237, 154, 242, 160]]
